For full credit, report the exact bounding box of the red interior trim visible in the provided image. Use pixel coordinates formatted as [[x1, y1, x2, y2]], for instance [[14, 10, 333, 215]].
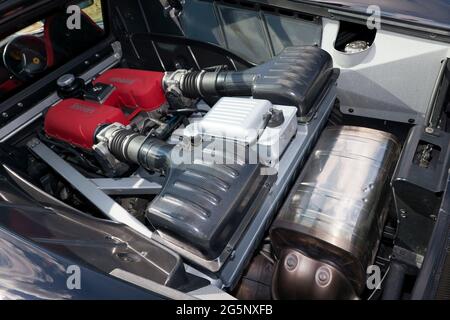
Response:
[[43, 16, 55, 67], [43, 11, 102, 68]]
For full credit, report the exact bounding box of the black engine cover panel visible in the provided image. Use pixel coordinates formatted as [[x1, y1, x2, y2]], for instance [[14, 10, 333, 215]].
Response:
[[147, 159, 269, 260]]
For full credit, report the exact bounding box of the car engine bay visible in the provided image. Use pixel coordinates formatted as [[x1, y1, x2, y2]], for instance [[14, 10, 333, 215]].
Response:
[[29, 46, 342, 280], [0, 45, 407, 299]]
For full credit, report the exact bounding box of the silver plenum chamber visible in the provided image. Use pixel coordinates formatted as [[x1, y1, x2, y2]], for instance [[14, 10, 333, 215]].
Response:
[[271, 126, 401, 299]]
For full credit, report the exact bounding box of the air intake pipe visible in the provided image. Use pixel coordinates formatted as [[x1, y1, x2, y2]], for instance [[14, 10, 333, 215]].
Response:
[[96, 124, 173, 172], [163, 69, 256, 98], [162, 46, 338, 119]]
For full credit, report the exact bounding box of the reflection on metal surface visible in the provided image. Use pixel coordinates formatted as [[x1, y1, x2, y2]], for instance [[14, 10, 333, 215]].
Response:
[[90, 178, 162, 195], [344, 40, 370, 54], [271, 126, 400, 298], [0, 228, 72, 300]]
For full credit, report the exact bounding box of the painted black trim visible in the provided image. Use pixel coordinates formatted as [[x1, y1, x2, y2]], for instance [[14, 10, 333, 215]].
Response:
[[412, 171, 450, 299], [328, 10, 450, 44], [221, 0, 450, 43], [132, 32, 256, 68]]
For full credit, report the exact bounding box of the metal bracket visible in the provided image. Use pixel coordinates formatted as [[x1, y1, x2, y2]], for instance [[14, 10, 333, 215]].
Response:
[[27, 138, 154, 240], [91, 178, 162, 196]]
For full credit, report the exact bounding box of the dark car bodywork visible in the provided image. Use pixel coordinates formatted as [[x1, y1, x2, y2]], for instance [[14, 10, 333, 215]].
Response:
[[0, 163, 186, 299]]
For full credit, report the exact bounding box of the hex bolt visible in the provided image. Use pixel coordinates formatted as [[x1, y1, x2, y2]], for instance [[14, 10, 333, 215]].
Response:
[[400, 209, 407, 219], [315, 266, 332, 287]]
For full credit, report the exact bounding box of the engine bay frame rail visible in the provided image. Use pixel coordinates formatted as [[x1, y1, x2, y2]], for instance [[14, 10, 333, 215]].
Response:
[[26, 138, 154, 240], [90, 178, 162, 196]]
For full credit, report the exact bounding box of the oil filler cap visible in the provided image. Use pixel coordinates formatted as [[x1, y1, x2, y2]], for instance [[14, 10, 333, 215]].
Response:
[[57, 74, 85, 99], [57, 74, 76, 88]]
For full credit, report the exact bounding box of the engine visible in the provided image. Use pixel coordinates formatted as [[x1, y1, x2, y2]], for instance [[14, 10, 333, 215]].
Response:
[[27, 46, 401, 299], [45, 69, 166, 150]]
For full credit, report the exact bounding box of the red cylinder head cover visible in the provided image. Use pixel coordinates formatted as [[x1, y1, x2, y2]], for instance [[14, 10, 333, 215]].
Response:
[[44, 98, 129, 149], [93, 68, 166, 111]]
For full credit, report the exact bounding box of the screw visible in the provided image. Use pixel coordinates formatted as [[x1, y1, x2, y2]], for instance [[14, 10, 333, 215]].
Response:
[[116, 252, 135, 262], [425, 127, 434, 134], [408, 118, 415, 124], [348, 108, 354, 113], [400, 209, 407, 218], [29, 140, 40, 148]]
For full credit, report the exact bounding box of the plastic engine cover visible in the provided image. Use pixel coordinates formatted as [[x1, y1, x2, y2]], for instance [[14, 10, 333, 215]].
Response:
[[185, 97, 272, 145], [147, 159, 270, 260], [93, 68, 166, 111], [252, 46, 335, 119], [44, 98, 129, 149]]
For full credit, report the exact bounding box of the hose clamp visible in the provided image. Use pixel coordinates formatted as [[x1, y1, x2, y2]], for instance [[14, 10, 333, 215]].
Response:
[[196, 70, 206, 98]]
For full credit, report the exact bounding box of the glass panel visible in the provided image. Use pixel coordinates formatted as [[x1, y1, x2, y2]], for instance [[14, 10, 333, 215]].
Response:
[[82, 0, 104, 28]]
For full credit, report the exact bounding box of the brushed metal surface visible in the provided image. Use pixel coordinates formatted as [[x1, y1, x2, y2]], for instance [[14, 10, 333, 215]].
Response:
[[271, 126, 400, 293]]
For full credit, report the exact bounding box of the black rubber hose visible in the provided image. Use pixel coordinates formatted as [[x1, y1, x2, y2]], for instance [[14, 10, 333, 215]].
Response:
[[381, 263, 406, 300], [137, 137, 174, 171], [108, 128, 137, 162], [107, 128, 173, 172], [179, 70, 256, 98]]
